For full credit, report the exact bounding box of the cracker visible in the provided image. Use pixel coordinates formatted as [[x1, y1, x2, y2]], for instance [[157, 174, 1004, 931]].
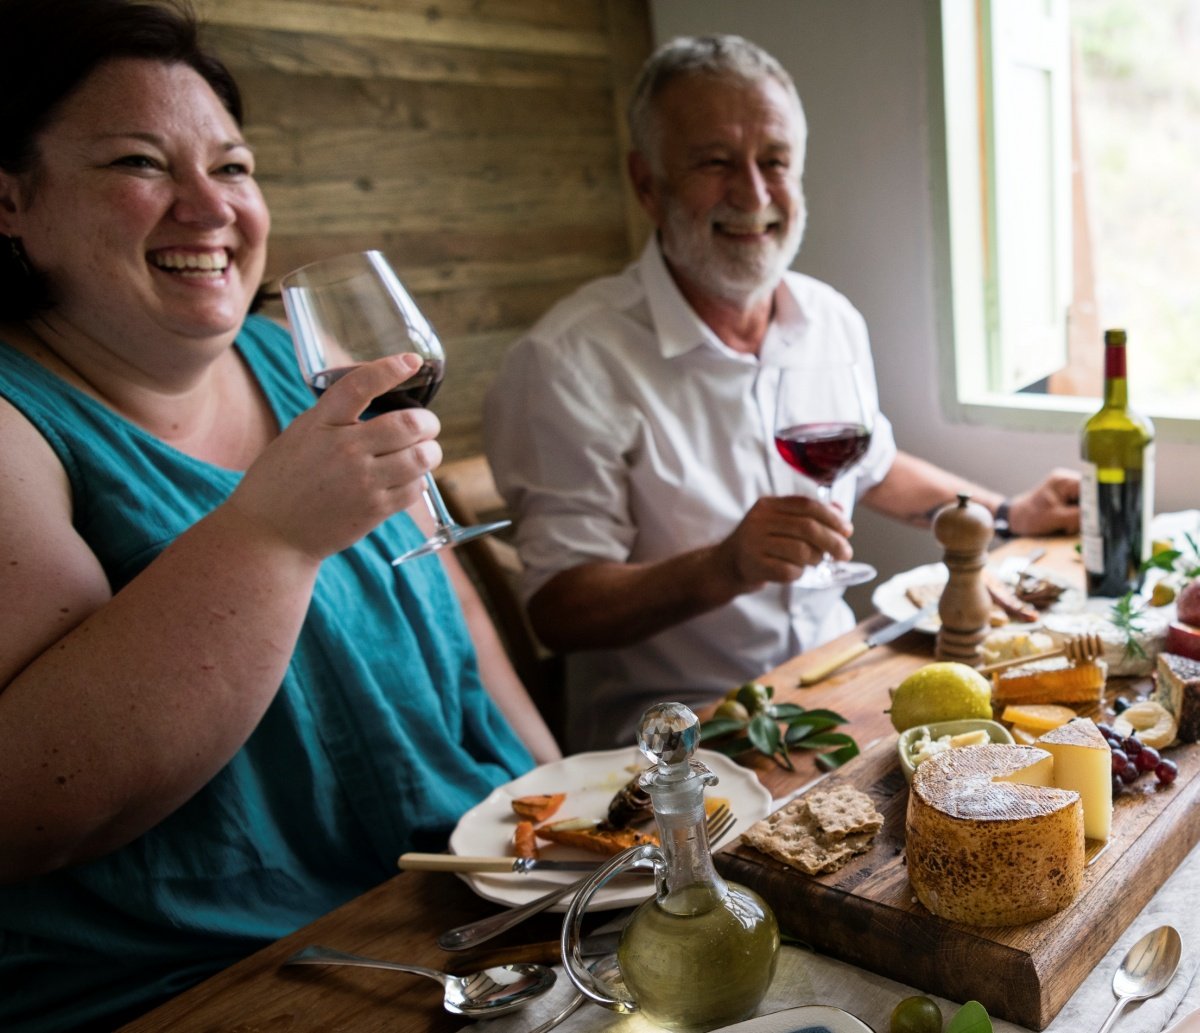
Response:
[[741, 793, 879, 876], [806, 785, 884, 838]]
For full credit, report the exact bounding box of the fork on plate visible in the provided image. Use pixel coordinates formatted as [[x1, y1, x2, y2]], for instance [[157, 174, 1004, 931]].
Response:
[[436, 803, 737, 952]]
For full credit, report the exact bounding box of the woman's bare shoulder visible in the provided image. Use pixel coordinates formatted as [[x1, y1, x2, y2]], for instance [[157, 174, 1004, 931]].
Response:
[[0, 395, 112, 687]]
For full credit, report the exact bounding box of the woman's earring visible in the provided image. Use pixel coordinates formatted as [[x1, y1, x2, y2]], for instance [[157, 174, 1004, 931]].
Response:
[[1, 234, 51, 316], [5, 235, 36, 283]]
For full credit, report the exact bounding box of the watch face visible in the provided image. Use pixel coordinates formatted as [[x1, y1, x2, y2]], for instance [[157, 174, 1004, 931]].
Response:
[[994, 501, 1012, 537]]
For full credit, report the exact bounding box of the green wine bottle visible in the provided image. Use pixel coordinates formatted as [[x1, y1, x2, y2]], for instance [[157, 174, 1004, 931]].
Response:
[[1079, 329, 1155, 597]]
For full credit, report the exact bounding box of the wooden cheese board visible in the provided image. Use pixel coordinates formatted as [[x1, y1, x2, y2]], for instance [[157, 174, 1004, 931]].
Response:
[[714, 717, 1200, 1030]]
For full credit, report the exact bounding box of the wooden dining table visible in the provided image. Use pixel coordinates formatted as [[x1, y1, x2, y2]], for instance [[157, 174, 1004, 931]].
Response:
[[115, 535, 1114, 1033]]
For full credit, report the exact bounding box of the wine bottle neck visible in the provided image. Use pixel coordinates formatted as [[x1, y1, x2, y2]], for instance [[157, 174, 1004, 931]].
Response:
[[1103, 344, 1129, 408]]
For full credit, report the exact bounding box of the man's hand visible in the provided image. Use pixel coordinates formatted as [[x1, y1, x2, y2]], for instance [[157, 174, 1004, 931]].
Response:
[[1008, 467, 1081, 536], [714, 495, 854, 591]]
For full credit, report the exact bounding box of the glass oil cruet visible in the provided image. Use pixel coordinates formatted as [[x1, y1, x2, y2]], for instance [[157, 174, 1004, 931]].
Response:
[[561, 702, 780, 1031]]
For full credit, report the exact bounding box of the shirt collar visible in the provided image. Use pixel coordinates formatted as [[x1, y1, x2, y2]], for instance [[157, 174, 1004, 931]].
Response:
[[637, 236, 810, 363]]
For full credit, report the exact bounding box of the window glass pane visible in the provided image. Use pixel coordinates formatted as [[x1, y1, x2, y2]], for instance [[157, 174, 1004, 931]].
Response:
[[1073, 0, 1200, 417], [939, 0, 1199, 429]]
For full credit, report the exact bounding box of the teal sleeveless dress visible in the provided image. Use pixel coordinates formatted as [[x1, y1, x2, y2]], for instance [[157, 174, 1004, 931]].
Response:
[[0, 316, 534, 1032]]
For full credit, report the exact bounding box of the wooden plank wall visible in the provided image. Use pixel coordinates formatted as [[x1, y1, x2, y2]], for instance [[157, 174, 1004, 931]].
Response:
[[195, 0, 653, 459]]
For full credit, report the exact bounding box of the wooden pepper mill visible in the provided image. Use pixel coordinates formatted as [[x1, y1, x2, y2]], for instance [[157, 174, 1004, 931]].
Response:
[[933, 493, 993, 665]]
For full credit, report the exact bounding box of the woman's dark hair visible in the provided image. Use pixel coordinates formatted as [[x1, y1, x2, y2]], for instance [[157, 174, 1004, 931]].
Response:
[[0, 0, 244, 320]]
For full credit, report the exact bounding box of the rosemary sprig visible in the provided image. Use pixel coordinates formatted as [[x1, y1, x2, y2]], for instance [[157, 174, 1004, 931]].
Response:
[[1110, 591, 1148, 660]]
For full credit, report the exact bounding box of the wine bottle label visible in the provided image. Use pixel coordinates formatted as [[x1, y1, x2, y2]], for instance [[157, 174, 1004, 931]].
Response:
[[1080, 462, 1103, 574], [1141, 443, 1156, 561]]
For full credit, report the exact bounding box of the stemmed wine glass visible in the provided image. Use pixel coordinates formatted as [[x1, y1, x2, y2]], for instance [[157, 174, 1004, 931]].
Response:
[[773, 358, 877, 589], [281, 250, 510, 565]]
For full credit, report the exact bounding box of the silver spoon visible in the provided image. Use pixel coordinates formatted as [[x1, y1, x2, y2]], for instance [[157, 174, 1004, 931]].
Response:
[[282, 945, 556, 1018], [527, 954, 625, 1033], [1096, 925, 1182, 1033]]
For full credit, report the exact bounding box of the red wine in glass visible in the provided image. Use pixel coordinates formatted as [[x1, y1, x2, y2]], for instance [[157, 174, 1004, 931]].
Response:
[[281, 250, 509, 564], [311, 359, 445, 417], [774, 360, 877, 589], [774, 421, 872, 486]]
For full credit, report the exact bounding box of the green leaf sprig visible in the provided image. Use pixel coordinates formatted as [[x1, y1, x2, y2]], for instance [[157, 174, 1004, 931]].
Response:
[[1141, 530, 1200, 579], [700, 682, 859, 771], [947, 1000, 993, 1033], [1110, 591, 1148, 661]]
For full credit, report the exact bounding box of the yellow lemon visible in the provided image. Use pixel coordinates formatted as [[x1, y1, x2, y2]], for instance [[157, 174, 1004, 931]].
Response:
[[889, 662, 992, 733]]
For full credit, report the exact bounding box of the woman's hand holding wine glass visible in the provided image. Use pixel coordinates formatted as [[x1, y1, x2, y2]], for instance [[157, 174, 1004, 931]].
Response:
[[773, 358, 877, 590], [227, 354, 441, 560], [281, 250, 510, 565]]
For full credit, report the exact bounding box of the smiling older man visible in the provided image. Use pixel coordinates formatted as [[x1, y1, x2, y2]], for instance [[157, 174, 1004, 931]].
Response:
[[485, 35, 1079, 751]]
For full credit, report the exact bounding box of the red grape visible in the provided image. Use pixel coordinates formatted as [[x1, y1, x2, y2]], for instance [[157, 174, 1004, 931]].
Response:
[[1122, 736, 1143, 756], [1135, 745, 1162, 773], [1119, 764, 1140, 785], [1156, 759, 1179, 785], [1111, 749, 1130, 775]]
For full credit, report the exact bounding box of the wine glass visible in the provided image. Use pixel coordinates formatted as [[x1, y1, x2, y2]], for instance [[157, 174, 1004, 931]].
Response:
[[281, 250, 510, 565], [773, 358, 877, 589]]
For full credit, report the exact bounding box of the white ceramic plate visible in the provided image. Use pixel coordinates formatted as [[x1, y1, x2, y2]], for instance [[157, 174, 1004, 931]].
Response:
[[872, 558, 1084, 634], [448, 746, 772, 912], [713, 1005, 875, 1033], [1165, 1005, 1200, 1033], [870, 562, 946, 634]]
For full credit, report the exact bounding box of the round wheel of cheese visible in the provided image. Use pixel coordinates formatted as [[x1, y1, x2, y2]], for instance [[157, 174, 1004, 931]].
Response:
[[906, 744, 1084, 926]]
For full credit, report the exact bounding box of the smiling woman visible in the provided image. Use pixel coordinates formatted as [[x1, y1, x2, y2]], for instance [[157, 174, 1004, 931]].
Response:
[[9, 59, 270, 387], [0, 2, 555, 1030]]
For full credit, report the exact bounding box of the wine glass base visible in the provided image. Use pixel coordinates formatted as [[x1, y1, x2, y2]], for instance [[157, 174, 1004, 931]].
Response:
[[391, 519, 511, 566], [796, 561, 877, 590]]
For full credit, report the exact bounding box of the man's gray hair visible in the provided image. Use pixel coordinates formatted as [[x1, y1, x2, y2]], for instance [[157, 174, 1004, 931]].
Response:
[[627, 35, 806, 168]]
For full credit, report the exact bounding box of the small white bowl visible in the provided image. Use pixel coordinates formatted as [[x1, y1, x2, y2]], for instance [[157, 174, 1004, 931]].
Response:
[[897, 718, 1014, 783]]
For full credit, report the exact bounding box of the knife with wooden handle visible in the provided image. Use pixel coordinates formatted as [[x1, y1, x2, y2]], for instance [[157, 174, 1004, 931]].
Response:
[[397, 853, 600, 873], [798, 603, 937, 686]]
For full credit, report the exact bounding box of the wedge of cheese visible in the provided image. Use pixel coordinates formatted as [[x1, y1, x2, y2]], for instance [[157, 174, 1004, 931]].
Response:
[[1035, 718, 1113, 842], [906, 744, 1084, 926]]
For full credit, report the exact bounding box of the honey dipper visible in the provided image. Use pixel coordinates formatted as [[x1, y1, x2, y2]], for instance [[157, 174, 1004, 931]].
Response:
[[976, 631, 1106, 676]]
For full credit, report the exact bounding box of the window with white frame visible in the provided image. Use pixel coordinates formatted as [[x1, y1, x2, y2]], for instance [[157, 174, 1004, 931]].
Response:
[[936, 0, 1200, 439]]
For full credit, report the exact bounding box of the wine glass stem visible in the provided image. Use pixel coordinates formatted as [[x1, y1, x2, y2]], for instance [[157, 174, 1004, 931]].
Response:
[[421, 473, 458, 533], [815, 484, 841, 573]]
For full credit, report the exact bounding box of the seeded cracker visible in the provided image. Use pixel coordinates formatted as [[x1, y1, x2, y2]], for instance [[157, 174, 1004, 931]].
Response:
[[741, 786, 882, 876], [806, 784, 884, 837]]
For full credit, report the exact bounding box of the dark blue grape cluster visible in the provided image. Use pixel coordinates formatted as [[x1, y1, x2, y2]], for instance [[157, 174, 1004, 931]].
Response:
[[1097, 721, 1178, 794]]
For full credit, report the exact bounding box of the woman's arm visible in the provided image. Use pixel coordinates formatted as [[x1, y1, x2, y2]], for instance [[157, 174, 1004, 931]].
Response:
[[0, 357, 439, 882]]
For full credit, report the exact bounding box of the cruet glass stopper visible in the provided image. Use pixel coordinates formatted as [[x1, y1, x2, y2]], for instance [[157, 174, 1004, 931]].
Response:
[[636, 702, 716, 797]]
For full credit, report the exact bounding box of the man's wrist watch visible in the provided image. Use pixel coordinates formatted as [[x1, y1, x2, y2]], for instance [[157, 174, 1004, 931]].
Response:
[[993, 499, 1014, 539]]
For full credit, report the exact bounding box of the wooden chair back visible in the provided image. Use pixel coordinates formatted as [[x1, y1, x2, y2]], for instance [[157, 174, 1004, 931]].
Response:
[[434, 456, 564, 739]]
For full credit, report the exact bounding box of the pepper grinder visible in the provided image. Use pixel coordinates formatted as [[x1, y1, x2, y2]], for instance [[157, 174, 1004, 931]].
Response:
[[933, 493, 993, 665]]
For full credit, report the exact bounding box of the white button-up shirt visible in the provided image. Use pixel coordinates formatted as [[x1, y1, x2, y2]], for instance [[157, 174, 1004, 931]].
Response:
[[485, 240, 897, 751]]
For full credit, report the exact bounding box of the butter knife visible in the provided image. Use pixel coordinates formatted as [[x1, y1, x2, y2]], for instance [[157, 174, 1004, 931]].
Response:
[[798, 603, 937, 685], [397, 852, 601, 874]]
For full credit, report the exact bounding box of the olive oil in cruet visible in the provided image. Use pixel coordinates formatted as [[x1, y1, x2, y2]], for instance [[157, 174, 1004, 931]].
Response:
[[616, 703, 780, 1030]]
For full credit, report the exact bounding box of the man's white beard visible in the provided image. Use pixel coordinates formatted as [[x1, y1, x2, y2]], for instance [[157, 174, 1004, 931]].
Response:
[[661, 194, 806, 306]]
